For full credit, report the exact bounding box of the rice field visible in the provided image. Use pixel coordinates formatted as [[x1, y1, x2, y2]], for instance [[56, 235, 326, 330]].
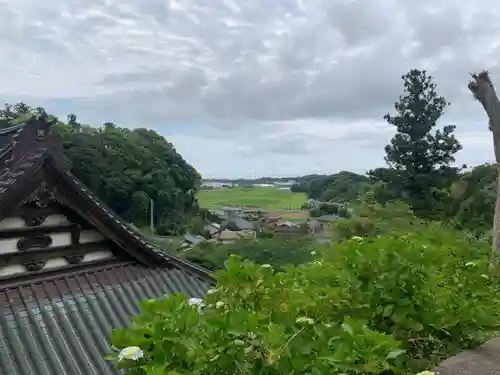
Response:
[[197, 187, 307, 212]]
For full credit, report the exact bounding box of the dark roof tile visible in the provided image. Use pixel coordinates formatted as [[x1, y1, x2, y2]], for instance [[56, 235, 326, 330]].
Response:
[[0, 263, 211, 375]]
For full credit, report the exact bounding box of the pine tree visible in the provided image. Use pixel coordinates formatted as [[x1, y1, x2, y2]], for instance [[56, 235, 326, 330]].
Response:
[[370, 69, 462, 218]]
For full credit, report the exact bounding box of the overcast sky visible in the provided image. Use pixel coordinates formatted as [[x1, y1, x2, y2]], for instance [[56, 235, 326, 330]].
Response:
[[0, 0, 499, 178]]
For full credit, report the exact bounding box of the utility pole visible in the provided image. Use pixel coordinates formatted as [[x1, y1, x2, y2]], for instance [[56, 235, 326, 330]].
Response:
[[149, 198, 155, 234]]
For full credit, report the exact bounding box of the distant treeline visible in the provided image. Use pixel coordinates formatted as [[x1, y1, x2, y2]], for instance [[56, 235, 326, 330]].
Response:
[[291, 172, 372, 202], [202, 177, 297, 185]]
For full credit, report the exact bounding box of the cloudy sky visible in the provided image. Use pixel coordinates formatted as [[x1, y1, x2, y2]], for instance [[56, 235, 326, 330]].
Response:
[[0, 0, 499, 178]]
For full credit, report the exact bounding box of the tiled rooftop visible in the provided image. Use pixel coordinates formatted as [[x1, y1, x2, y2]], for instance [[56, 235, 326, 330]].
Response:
[[0, 263, 210, 375]]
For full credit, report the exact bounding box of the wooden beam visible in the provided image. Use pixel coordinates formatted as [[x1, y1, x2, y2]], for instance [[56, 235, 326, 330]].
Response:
[[0, 258, 135, 290]]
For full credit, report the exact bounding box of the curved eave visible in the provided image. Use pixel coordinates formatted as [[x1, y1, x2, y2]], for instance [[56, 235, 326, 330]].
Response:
[[0, 123, 24, 135], [0, 123, 25, 159]]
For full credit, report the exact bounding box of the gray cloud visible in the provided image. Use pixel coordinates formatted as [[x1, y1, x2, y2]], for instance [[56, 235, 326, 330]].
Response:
[[0, 0, 499, 177]]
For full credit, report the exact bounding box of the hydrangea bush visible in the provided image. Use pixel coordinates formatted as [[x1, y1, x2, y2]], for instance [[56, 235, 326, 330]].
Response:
[[107, 224, 500, 374]]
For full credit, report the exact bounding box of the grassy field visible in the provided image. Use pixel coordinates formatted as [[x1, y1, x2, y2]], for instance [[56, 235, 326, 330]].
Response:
[[198, 187, 307, 212]]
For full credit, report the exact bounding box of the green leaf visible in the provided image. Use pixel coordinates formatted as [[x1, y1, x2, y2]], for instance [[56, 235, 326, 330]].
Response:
[[383, 304, 394, 317], [386, 348, 405, 360], [341, 323, 353, 336], [141, 363, 168, 375]]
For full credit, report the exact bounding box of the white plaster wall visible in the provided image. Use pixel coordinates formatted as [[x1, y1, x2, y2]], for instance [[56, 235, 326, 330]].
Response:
[[0, 264, 25, 277], [80, 230, 105, 244], [0, 217, 25, 229], [83, 250, 113, 262], [0, 233, 71, 254], [0, 238, 23, 254], [44, 215, 71, 226], [44, 257, 69, 269], [51, 233, 72, 247], [0, 214, 72, 229]]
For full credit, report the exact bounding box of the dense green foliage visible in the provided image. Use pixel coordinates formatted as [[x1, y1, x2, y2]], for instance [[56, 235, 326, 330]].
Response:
[[451, 163, 496, 233], [0, 103, 201, 234], [292, 171, 372, 203], [331, 199, 419, 240], [309, 201, 350, 218], [183, 235, 321, 271], [109, 221, 500, 374], [369, 69, 462, 218]]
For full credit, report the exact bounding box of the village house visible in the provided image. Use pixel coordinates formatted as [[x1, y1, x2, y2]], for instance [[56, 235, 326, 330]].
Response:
[[217, 229, 256, 244], [180, 233, 206, 249], [273, 220, 309, 235], [208, 209, 228, 221], [308, 214, 340, 233], [220, 216, 255, 231], [204, 222, 221, 238], [0, 116, 213, 375]]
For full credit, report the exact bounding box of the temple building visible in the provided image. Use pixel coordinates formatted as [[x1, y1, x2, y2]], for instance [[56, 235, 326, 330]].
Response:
[[0, 116, 212, 374]]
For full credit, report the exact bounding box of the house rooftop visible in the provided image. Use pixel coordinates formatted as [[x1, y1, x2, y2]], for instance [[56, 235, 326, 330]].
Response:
[[315, 214, 340, 222], [221, 216, 254, 231]]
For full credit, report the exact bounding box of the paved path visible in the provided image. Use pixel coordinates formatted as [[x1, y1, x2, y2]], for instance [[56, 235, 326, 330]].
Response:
[[434, 337, 500, 375]]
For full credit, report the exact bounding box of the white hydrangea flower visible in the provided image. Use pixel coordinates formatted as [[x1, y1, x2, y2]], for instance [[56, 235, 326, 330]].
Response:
[[216, 301, 225, 309], [351, 236, 363, 241], [310, 251, 317, 256], [295, 317, 315, 325], [118, 346, 144, 361], [188, 297, 206, 310]]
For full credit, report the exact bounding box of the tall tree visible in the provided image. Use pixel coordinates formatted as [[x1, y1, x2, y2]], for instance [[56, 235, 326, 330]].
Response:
[[468, 71, 500, 254], [369, 69, 462, 218]]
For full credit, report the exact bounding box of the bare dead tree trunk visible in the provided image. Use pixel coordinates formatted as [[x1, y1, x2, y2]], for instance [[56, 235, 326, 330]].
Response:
[[468, 71, 500, 257]]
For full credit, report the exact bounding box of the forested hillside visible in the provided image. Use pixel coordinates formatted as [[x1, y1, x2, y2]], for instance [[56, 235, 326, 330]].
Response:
[[292, 171, 372, 202], [0, 102, 201, 234]]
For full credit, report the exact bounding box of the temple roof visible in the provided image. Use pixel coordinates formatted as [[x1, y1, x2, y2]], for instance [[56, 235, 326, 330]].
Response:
[[0, 116, 213, 375]]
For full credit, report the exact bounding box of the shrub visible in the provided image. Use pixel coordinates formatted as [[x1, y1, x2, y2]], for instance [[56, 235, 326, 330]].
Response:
[[332, 217, 377, 240], [332, 200, 423, 241], [108, 225, 500, 374], [327, 224, 500, 370], [257, 228, 275, 238], [309, 207, 322, 217], [183, 236, 321, 271], [301, 202, 312, 210]]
